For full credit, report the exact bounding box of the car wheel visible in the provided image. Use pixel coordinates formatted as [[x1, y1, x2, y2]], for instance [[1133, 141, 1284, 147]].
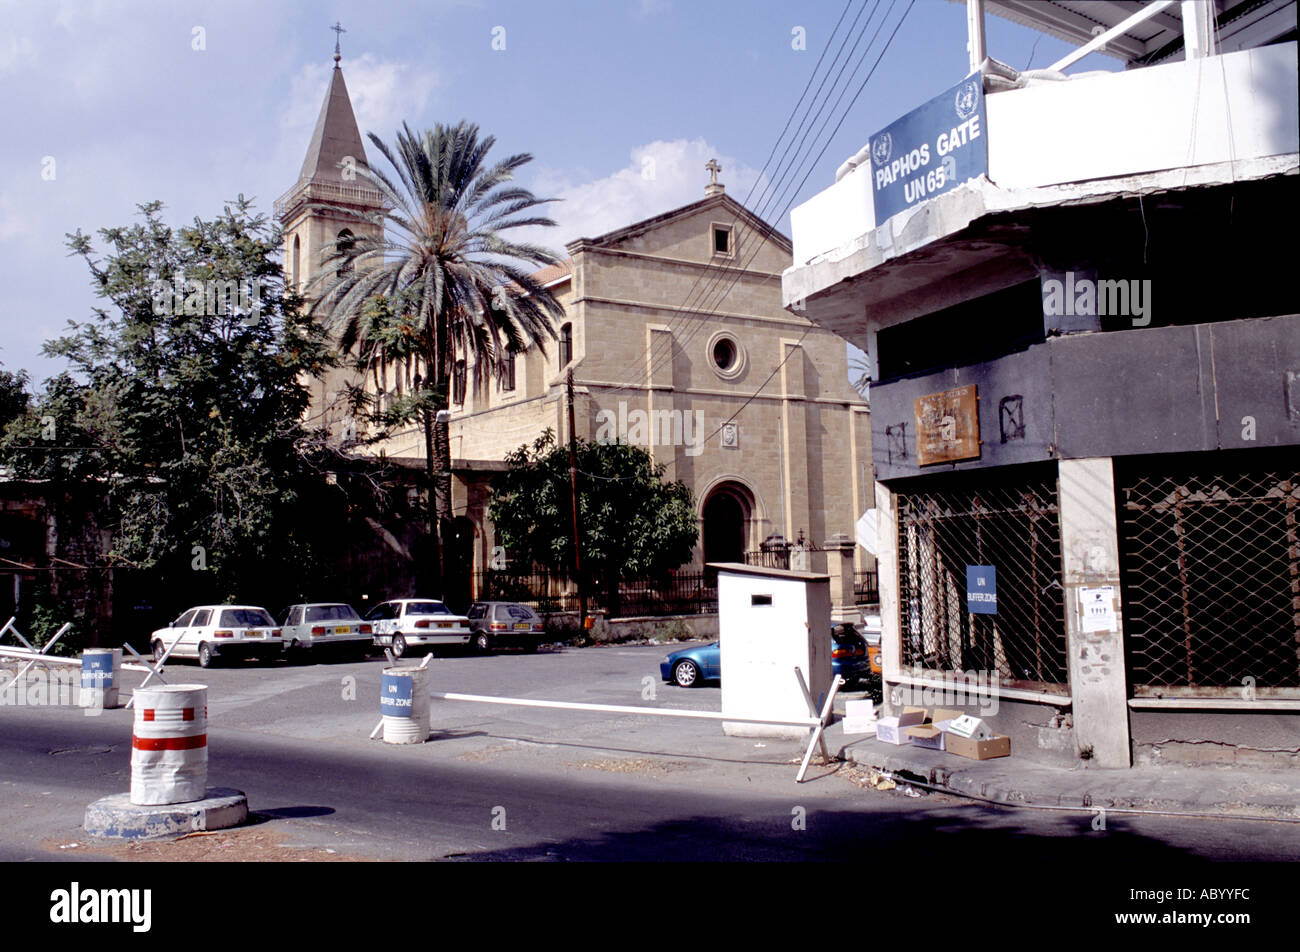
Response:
[[151, 640, 165, 664], [673, 659, 700, 688], [198, 643, 213, 669], [391, 634, 407, 659], [474, 631, 491, 654]]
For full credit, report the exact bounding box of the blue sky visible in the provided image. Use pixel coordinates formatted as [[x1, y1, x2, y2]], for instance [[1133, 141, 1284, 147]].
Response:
[[0, 0, 1119, 385]]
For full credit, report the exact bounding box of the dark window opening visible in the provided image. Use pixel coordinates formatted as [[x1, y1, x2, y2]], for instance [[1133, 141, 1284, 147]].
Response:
[[712, 337, 737, 372], [453, 360, 467, 405], [877, 279, 1044, 382], [502, 353, 516, 391], [713, 226, 731, 255], [337, 229, 355, 277], [559, 323, 573, 367]]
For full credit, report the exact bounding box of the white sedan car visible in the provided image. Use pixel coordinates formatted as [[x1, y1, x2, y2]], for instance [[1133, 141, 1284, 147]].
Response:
[[363, 598, 472, 658], [150, 605, 283, 668], [279, 603, 373, 657]]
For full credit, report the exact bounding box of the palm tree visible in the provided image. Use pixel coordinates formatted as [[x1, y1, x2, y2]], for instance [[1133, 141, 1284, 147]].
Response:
[[311, 121, 567, 595]]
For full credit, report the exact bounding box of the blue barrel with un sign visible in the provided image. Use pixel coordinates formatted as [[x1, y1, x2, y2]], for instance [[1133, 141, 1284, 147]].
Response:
[[380, 666, 429, 744], [80, 648, 122, 710]]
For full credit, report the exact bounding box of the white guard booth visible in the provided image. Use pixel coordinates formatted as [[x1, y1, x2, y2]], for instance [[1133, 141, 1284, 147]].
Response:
[[712, 563, 832, 739]]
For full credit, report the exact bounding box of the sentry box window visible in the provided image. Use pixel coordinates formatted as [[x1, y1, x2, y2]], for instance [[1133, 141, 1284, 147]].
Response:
[[751, 594, 773, 606]]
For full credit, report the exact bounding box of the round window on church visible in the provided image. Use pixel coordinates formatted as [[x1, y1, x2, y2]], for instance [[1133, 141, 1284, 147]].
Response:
[[708, 332, 745, 380]]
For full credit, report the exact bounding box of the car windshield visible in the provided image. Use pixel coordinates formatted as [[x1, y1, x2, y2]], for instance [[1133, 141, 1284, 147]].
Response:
[[406, 601, 451, 616], [219, 609, 275, 628], [305, 605, 359, 622]]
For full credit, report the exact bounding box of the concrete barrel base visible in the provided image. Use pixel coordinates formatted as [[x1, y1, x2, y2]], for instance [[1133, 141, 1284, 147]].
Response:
[[84, 787, 248, 841]]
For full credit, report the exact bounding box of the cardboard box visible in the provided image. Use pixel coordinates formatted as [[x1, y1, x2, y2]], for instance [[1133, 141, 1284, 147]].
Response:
[[875, 707, 926, 744], [944, 732, 1011, 760], [904, 723, 946, 750], [904, 709, 963, 750]]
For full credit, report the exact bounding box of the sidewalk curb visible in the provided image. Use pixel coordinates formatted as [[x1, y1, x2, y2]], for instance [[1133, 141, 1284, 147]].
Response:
[[839, 737, 1300, 821]]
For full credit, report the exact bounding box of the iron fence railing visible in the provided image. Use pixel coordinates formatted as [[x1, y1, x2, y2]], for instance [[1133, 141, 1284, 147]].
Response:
[[854, 570, 879, 605], [1119, 466, 1300, 696], [472, 568, 717, 617], [895, 474, 1069, 693]]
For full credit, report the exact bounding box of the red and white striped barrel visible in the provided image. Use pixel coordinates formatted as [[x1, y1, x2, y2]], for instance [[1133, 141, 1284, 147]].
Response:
[[130, 684, 208, 805]]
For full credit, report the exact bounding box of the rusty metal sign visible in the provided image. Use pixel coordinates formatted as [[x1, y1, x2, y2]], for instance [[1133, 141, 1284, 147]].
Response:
[[914, 384, 980, 465]]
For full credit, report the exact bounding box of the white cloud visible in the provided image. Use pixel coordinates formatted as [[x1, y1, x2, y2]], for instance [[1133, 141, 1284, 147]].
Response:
[[0, 34, 36, 76], [280, 53, 438, 166], [523, 138, 771, 250]]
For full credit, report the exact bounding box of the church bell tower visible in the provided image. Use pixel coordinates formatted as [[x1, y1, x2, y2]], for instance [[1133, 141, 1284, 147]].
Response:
[[275, 25, 384, 442]]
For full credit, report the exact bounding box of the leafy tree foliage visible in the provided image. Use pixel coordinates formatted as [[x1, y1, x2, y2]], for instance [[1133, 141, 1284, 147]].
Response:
[[0, 369, 30, 430], [0, 198, 340, 606], [489, 431, 699, 613]]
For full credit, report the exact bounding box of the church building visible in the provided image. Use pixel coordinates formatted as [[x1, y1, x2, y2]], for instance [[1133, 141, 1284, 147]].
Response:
[[277, 45, 873, 607]]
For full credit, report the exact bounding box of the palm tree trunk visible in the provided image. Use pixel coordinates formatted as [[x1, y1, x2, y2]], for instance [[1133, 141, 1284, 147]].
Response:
[[422, 404, 441, 596]]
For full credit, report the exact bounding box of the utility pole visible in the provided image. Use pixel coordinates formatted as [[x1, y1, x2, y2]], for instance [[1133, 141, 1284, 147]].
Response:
[[566, 369, 587, 630]]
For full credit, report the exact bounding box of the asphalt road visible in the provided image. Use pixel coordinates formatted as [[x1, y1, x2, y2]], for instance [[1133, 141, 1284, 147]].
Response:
[[3, 642, 1300, 864]]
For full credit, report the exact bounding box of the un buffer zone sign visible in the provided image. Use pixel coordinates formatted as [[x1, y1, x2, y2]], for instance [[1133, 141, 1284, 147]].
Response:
[[966, 565, 997, 615], [869, 72, 987, 226]]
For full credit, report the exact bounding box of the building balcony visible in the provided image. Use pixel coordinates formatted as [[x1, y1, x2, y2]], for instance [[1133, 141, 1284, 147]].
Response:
[[783, 40, 1299, 348]]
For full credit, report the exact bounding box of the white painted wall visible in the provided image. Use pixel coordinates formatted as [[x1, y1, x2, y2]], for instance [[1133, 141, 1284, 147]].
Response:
[[718, 566, 832, 738], [986, 42, 1298, 189], [790, 161, 875, 267]]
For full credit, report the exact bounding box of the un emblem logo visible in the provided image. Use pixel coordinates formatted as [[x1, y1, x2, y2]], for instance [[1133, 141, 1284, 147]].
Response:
[[871, 132, 893, 168], [954, 79, 979, 120]]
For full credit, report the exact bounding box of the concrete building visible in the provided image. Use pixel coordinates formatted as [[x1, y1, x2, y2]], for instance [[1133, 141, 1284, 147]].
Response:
[[278, 49, 872, 612], [784, 0, 1299, 768]]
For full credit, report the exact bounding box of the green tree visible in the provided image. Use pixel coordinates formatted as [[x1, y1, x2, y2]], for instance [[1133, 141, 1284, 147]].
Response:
[[0, 198, 339, 608], [311, 121, 567, 594], [0, 369, 30, 429], [489, 431, 699, 616]]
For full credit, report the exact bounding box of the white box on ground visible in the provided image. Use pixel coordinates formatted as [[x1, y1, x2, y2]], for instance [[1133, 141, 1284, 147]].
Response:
[[712, 563, 832, 739], [843, 699, 876, 734], [875, 707, 926, 744], [947, 714, 993, 740]]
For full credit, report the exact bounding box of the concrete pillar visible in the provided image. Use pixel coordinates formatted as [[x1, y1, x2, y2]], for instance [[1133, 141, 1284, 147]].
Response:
[[875, 480, 903, 710], [779, 340, 810, 541], [822, 532, 858, 624], [1059, 457, 1132, 768], [646, 325, 677, 481]]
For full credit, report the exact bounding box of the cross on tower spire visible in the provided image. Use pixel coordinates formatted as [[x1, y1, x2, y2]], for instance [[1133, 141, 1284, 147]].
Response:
[[331, 21, 346, 64]]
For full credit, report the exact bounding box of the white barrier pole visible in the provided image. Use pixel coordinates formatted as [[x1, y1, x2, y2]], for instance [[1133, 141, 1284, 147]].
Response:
[[429, 691, 822, 729]]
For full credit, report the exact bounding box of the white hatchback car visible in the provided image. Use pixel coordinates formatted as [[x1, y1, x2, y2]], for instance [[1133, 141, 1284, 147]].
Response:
[[363, 598, 472, 658], [279, 603, 372, 657], [151, 605, 283, 668]]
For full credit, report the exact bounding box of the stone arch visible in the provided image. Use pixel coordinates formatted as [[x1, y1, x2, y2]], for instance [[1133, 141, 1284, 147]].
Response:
[[699, 478, 763, 576]]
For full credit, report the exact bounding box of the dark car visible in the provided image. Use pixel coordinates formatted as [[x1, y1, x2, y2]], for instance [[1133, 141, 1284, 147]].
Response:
[[465, 601, 546, 653]]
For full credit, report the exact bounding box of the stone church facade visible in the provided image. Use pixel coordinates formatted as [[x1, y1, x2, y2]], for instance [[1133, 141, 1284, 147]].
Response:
[[278, 53, 872, 597]]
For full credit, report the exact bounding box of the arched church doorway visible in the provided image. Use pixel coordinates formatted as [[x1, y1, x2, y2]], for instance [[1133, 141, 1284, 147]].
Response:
[[702, 483, 753, 581], [442, 516, 476, 614]]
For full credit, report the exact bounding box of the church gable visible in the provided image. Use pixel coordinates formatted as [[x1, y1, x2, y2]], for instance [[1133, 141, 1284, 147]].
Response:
[[583, 195, 792, 274]]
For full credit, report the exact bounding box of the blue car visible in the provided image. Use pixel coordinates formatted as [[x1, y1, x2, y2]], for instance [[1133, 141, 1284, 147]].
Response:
[[660, 641, 721, 687], [659, 627, 873, 688]]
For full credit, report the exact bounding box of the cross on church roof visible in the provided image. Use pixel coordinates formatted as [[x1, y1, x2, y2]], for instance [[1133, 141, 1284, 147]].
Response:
[[332, 21, 346, 64], [705, 158, 722, 185]]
